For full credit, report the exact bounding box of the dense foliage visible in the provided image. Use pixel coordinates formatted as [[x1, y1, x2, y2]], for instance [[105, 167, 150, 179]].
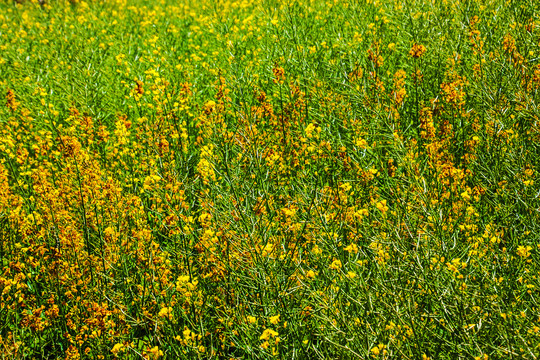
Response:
[[1, 0, 540, 358]]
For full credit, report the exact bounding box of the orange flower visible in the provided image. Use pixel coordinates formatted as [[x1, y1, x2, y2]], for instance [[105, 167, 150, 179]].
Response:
[[409, 43, 427, 58]]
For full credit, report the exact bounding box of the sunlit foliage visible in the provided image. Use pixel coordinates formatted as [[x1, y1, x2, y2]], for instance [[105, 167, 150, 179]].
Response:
[[1, 0, 540, 358]]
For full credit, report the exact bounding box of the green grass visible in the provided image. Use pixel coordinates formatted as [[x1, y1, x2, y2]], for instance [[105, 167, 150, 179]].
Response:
[[1, 0, 540, 359]]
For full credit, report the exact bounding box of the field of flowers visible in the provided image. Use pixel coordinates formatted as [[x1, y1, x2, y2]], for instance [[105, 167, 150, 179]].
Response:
[[1, 0, 540, 358]]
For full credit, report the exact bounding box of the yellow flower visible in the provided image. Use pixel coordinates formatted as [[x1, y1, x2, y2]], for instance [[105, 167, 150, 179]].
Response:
[[376, 200, 388, 213], [269, 314, 280, 325], [247, 315, 257, 324], [344, 243, 359, 254], [371, 344, 387, 356], [305, 123, 321, 138], [409, 43, 427, 58], [329, 259, 342, 270], [147, 346, 163, 359], [158, 307, 172, 318], [143, 174, 161, 191], [306, 270, 317, 279], [517, 245, 532, 258], [311, 245, 322, 255], [339, 182, 352, 192], [111, 343, 124, 355], [355, 137, 369, 149], [260, 328, 279, 340], [177, 275, 190, 283]]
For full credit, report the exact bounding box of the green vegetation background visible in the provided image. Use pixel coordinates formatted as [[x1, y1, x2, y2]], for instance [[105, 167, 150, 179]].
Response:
[[0, 0, 540, 359]]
